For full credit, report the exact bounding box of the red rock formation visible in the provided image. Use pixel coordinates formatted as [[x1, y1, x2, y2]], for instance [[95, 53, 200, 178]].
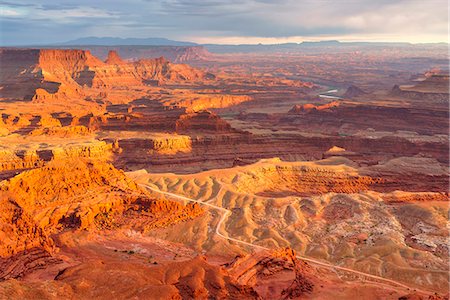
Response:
[[0, 158, 204, 279], [284, 102, 448, 135], [289, 101, 340, 113], [176, 110, 235, 133], [390, 74, 449, 103], [0, 141, 113, 179], [28, 125, 92, 137], [343, 85, 366, 98], [0, 246, 317, 299], [0, 196, 54, 258], [398, 293, 449, 300], [0, 49, 213, 103], [104, 50, 125, 65], [224, 248, 315, 298], [171, 94, 251, 111]]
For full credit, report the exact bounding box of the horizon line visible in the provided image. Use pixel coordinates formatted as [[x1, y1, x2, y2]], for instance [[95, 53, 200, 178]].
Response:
[[1, 39, 449, 47]]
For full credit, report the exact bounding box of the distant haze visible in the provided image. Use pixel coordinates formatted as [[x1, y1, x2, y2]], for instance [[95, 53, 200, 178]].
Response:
[[0, 0, 448, 46]]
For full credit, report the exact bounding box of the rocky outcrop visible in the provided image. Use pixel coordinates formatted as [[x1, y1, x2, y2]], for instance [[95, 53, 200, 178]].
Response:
[[343, 85, 366, 98], [382, 191, 448, 203], [147, 135, 192, 154], [0, 189, 57, 280], [36, 114, 62, 128], [289, 101, 340, 113], [0, 141, 111, 179], [0, 248, 62, 281], [398, 293, 449, 300], [28, 125, 92, 137], [0, 150, 44, 179], [0, 197, 54, 259], [172, 94, 252, 111], [176, 110, 236, 133], [0, 247, 314, 299], [0, 158, 204, 280], [224, 248, 315, 298], [104, 50, 125, 65]]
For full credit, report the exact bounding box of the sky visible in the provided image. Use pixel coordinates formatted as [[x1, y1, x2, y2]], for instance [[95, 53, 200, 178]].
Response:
[[0, 0, 448, 45]]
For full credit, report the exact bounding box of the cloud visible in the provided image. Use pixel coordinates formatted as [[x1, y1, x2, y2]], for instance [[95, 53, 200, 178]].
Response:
[[0, 0, 447, 45], [0, 8, 21, 16], [33, 7, 118, 20]]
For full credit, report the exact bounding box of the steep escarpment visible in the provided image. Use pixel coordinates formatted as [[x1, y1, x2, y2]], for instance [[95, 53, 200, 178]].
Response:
[[390, 85, 449, 103], [391, 74, 449, 104], [176, 110, 237, 133], [83, 101, 240, 132], [0, 49, 55, 100], [146, 135, 192, 155], [0, 49, 213, 103], [280, 102, 449, 135]]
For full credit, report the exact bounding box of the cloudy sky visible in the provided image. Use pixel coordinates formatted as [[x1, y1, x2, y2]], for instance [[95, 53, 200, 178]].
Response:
[[0, 0, 448, 45]]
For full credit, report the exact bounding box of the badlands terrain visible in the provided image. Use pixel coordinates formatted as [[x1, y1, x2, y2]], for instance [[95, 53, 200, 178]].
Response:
[[0, 43, 448, 299]]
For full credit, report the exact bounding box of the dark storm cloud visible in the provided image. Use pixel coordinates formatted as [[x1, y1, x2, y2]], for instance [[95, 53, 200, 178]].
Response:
[[0, 0, 447, 45]]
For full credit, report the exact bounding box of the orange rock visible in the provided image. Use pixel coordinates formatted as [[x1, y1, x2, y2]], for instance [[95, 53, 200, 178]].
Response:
[[104, 50, 125, 65], [0, 158, 204, 279], [289, 101, 340, 113]]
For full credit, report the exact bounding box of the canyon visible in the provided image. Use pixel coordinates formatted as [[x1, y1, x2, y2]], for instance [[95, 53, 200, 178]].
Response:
[[0, 44, 448, 299]]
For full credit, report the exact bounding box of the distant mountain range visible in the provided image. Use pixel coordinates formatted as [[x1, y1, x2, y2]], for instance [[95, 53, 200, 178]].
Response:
[[3, 36, 447, 48], [60, 38, 416, 48], [60, 37, 349, 47], [3, 37, 445, 56], [60, 37, 197, 46]]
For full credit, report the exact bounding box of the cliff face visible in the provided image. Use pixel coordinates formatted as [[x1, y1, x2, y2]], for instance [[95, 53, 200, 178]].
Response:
[[0, 49, 212, 102], [0, 141, 112, 176], [282, 102, 449, 135], [176, 110, 236, 133], [391, 85, 449, 103], [148, 135, 192, 154], [0, 49, 47, 100], [390, 74, 449, 104]]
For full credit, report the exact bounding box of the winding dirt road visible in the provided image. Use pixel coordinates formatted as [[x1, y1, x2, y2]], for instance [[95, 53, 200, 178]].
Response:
[[138, 183, 437, 294]]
